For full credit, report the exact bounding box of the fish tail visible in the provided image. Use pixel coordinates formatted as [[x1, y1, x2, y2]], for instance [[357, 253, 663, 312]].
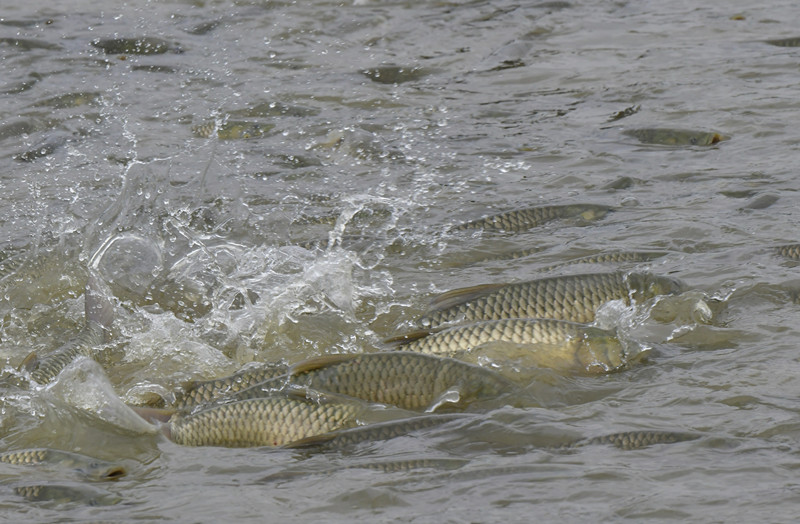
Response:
[[85, 270, 115, 333]]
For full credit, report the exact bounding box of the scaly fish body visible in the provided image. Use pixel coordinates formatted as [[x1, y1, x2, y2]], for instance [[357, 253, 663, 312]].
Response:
[[91, 37, 172, 55], [192, 121, 272, 140], [451, 203, 612, 232], [167, 395, 366, 447], [286, 414, 467, 450], [420, 272, 684, 328], [765, 37, 800, 47], [14, 484, 121, 505], [22, 272, 114, 385], [570, 431, 699, 450], [171, 362, 289, 410], [0, 449, 126, 481], [388, 318, 628, 374], [774, 244, 800, 260], [536, 251, 668, 271], [229, 353, 518, 411], [623, 128, 726, 146], [287, 352, 519, 411]]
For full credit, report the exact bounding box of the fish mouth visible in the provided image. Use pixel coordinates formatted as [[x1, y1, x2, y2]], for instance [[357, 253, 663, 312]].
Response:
[[104, 466, 127, 480]]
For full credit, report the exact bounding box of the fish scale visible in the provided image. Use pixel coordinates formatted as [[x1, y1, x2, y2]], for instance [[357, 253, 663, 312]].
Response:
[[171, 362, 289, 410], [167, 396, 364, 447], [0, 449, 126, 480], [389, 319, 628, 374], [392, 318, 616, 353], [775, 244, 800, 260], [288, 352, 518, 411], [420, 272, 683, 328], [451, 204, 611, 232]]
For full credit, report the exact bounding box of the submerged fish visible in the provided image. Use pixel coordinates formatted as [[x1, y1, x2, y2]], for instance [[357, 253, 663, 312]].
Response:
[[32, 92, 102, 109], [191, 120, 272, 140], [91, 37, 174, 55], [623, 128, 726, 146], [259, 458, 468, 482], [387, 318, 629, 374], [450, 203, 612, 232], [171, 362, 289, 410], [20, 271, 114, 385], [286, 414, 468, 450], [568, 430, 699, 450], [0, 449, 126, 481], [14, 483, 121, 505], [233, 352, 520, 412], [608, 105, 640, 122], [774, 244, 800, 261], [163, 394, 378, 447], [765, 37, 800, 47], [361, 65, 430, 85], [419, 272, 684, 328], [536, 251, 669, 272]]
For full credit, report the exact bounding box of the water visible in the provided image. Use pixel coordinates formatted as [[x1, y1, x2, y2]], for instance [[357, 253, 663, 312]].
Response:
[[2, 0, 800, 520]]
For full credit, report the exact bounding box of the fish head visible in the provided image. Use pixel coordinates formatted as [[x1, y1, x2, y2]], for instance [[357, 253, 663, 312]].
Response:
[[575, 331, 628, 374], [626, 273, 685, 302]]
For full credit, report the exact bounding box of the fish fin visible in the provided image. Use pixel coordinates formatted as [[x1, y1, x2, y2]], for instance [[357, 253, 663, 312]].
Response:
[[285, 386, 363, 407], [178, 379, 202, 394], [382, 330, 432, 348], [85, 270, 115, 332], [289, 354, 358, 375], [427, 283, 509, 312], [129, 405, 177, 424], [282, 432, 338, 449], [18, 351, 39, 372], [135, 392, 168, 409]]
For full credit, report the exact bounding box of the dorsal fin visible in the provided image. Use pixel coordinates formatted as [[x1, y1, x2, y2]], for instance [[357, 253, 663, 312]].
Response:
[[282, 431, 338, 448], [427, 283, 508, 312], [382, 330, 432, 348], [18, 351, 39, 372], [129, 405, 176, 424], [289, 353, 359, 376]]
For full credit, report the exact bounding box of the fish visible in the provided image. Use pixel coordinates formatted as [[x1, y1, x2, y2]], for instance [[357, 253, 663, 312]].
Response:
[[286, 414, 469, 450], [0, 37, 62, 51], [170, 361, 290, 410], [536, 251, 669, 272], [386, 318, 630, 374], [623, 128, 726, 146], [163, 392, 403, 447], [765, 37, 800, 47], [13, 483, 121, 505], [0, 449, 126, 481], [419, 272, 684, 328], [232, 352, 520, 412], [259, 458, 469, 482], [608, 105, 640, 122], [15, 134, 70, 162], [32, 92, 103, 109], [191, 121, 272, 140], [567, 430, 699, 450], [90, 37, 174, 55], [361, 65, 430, 85], [450, 203, 612, 233], [20, 271, 115, 385], [774, 244, 800, 261], [468, 248, 667, 266]]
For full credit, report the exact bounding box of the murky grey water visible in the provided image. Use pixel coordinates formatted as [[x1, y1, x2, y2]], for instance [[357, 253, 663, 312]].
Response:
[[2, 0, 800, 521]]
